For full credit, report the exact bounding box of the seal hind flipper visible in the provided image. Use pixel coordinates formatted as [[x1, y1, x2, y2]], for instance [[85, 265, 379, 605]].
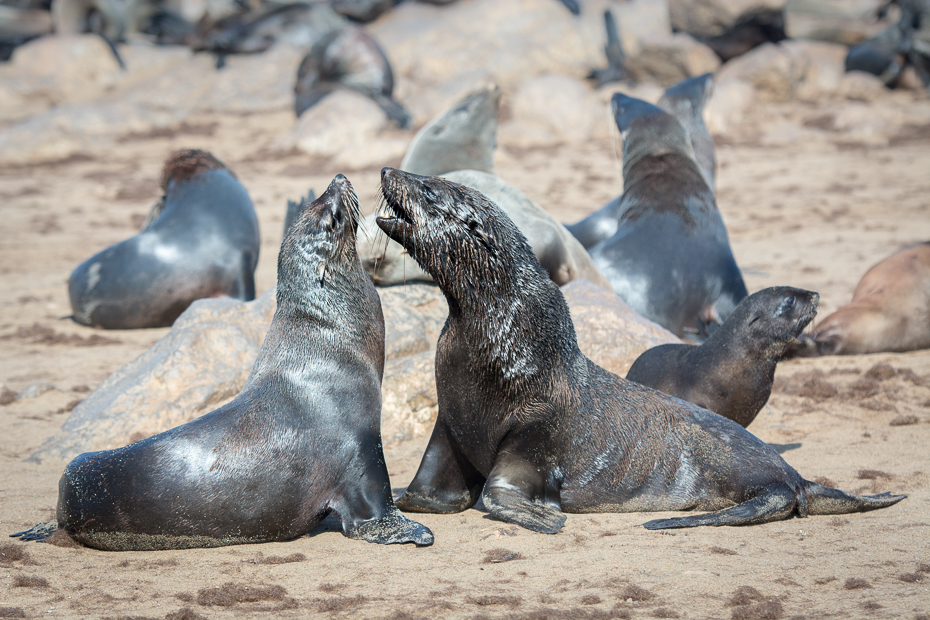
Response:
[[587, 10, 626, 86], [481, 451, 566, 534], [10, 521, 59, 542], [372, 93, 412, 129], [642, 487, 798, 530], [396, 423, 485, 514], [804, 481, 906, 515]]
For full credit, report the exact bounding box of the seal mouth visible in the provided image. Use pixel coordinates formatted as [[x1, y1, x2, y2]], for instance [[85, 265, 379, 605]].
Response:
[[793, 293, 820, 337], [375, 167, 418, 244]]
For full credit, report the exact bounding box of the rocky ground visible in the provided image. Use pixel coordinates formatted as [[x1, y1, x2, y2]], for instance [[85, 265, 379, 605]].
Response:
[[1, 0, 930, 618]]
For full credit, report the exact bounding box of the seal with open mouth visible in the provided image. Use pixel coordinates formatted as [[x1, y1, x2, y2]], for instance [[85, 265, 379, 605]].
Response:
[[13, 175, 433, 550], [376, 167, 904, 532]]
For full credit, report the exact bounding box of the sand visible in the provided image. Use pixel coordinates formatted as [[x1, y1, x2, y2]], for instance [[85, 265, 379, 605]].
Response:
[[1, 77, 929, 620]]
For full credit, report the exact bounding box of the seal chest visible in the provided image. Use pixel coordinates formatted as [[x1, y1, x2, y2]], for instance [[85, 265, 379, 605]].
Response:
[[376, 168, 904, 533], [15, 175, 432, 551]]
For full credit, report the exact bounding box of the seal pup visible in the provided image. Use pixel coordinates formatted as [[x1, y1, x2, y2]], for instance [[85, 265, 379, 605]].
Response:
[[626, 287, 818, 428], [377, 168, 904, 532], [586, 93, 747, 339], [68, 149, 260, 329], [399, 82, 502, 178], [567, 73, 718, 250], [295, 23, 410, 128], [806, 242, 930, 355], [12, 175, 433, 551]]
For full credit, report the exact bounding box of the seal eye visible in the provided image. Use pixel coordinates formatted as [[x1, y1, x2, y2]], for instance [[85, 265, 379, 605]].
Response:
[[775, 296, 796, 317]]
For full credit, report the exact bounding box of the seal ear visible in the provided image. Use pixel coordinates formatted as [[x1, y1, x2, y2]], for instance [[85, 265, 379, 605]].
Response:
[[467, 217, 492, 248]]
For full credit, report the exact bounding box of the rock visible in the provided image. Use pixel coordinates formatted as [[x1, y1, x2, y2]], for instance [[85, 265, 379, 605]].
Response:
[[784, 0, 894, 46], [832, 101, 903, 146], [380, 284, 447, 360], [381, 349, 438, 446], [789, 40, 847, 103], [670, 0, 788, 37], [563, 279, 681, 376], [18, 382, 56, 400], [194, 45, 302, 113], [624, 33, 721, 86], [280, 90, 409, 169], [716, 42, 798, 101], [705, 78, 756, 134], [838, 71, 888, 101], [498, 73, 604, 147], [370, 0, 670, 124], [27, 290, 277, 465]]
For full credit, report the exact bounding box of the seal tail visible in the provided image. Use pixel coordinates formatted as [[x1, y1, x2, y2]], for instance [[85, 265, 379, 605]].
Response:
[[803, 480, 906, 515]]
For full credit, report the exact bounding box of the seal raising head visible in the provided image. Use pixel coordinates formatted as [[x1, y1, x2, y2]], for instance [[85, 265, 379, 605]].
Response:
[[14, 175, 433, 550], [377, 168, 904, 533]]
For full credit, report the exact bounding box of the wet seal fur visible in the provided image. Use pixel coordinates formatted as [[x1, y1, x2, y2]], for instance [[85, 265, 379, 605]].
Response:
[[68, 150, 260, 329], [567, 73, 717, 250], [376, 168, 904, 532], [13, 176, 433, 550], [586, 92, 747, 339], [626, 287, 819, 428], [804, 242, 930, 355]]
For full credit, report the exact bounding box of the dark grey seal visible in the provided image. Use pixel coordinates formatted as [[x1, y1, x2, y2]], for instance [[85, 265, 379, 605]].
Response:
[[627, 287, 818, 427], [68, 149, 260, 329], [376, 167, 904, 532], [586, 93, 747, 339], [12, 175, 433, 550]]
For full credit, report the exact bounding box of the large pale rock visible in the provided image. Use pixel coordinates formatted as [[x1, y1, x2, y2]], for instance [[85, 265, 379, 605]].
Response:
[[624, 33, 721, 86], [498, 73, 604, 147], [381, 349, 438, 446], [789, 41, 848, 103], [670, 0, 787, 37], [280, 90, 410, 169], [564, 279, 681, 376], [28, 290, 277, 465], [370, 0, 670, 124], [705, 78, 756, 134], [784, 0, 893, 46], [26, 284, 446, 464]]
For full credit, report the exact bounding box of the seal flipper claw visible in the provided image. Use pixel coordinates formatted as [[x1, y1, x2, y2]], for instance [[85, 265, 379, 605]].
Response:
[[481, 449, 565, 534], [482, 486, 566, 534], [10, 521, 58, 542]]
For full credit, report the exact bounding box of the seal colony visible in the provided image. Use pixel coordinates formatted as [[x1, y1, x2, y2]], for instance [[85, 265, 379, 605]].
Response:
[[626, 287, 819, 428], [67, 149, 260, 329], [377, 168, 904, 532], [13, 175, 433, 550]]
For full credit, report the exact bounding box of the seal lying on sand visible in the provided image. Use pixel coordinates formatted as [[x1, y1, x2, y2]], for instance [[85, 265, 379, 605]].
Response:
[[13, 175, 433, 551], [567, 73, 717, 249], [377, 168, 904, 532], [627, 287, 818, 428], [68, 150, 260, 329], [361, 85, 612, 290], [804, 242, 930, 355], [586, 93, 746, 339], [295, 22, 410, 127]]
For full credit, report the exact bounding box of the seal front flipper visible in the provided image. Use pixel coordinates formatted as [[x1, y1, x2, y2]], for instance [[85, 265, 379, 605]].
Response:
[[396, 423, 485, 514], [481, 451, 565, 535], [10, 521, 58, 542], [343, 504, 434, 547], [642, 486, 798, 530]]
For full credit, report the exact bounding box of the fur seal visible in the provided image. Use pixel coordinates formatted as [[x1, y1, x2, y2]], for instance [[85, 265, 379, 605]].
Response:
[[13, 175, 433, 551], [626, 287, 818, 428], [68, 149, 260, 330], [567, 73, 717, 250], [362, 169, 613, 291], [586, 93, 746, 339], [587, 9, 625, 87], [377, 167, 905, 532], [399, 82, 501, 178], [295, 22, 410, 128], [805, 242, 930, 355]]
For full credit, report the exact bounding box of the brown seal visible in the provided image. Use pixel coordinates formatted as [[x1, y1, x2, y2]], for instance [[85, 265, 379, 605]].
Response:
[[809, 241, 930, 355], [626, 287, 819, 427], [13, 175, 433, 550], [376, 167, 904, 532]]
